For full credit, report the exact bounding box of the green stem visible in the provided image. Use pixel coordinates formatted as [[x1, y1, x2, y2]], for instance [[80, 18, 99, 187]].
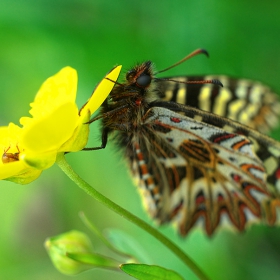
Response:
[[56, 153, 209, 280]]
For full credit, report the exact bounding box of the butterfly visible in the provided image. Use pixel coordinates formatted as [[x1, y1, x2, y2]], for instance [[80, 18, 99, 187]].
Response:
[[89, 49, 280, 236]]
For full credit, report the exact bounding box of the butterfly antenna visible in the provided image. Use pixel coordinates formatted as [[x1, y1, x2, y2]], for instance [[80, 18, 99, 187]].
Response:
[[105, 77, 123, 86], [155, 48, 209, 75], [157, 77, 223, 87]]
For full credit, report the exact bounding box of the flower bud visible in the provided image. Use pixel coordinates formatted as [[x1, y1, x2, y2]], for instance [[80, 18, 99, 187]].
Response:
[[45, 230, 119, 275]]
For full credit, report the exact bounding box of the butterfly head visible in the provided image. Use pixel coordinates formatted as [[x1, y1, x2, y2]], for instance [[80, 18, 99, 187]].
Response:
[[126, 61, 154, 90]]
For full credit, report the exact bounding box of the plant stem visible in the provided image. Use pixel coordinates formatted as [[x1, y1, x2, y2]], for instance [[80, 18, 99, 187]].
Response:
[[56, 153, 209, 280]]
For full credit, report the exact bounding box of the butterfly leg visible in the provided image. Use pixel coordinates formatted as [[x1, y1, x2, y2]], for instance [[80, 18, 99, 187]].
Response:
[[83, 127, 109, 151]]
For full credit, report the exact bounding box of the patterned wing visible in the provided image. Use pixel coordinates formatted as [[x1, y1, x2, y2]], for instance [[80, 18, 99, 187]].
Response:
[[155, 75, 280, 134], [131, 103, 280, 236]]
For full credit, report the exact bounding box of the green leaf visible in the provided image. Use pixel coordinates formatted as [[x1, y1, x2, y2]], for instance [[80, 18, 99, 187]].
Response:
[[120, 264, 184, 280], [106, 229, 152, 263]]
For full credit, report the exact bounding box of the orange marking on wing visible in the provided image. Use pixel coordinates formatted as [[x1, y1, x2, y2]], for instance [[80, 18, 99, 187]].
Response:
[[232, 139, 251, 150], [241, 163, 265, 173]]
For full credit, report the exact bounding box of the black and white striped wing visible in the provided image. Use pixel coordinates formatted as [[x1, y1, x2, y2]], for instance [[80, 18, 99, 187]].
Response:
[[156, 75, 280, 133]]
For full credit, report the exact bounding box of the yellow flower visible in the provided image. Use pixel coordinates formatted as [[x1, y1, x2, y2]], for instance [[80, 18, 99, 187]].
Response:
[[0, 65, 122, 184]]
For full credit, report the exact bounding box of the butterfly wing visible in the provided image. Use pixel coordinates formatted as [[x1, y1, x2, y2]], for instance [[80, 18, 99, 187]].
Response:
[[100, 61, 280, 236], [156, 75, 280, 133], [130, 102, 280, 236]]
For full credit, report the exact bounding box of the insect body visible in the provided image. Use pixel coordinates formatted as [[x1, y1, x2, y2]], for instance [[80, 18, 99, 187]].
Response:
[[2, 147, 20, 163], [90, 50, 280, 236]]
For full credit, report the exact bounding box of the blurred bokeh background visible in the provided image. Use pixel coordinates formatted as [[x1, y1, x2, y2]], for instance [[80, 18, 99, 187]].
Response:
[[0, 1, 280, 279]]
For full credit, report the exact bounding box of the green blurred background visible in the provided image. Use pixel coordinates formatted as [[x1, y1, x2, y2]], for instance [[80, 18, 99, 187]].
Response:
[[0, 1, 280, 279]]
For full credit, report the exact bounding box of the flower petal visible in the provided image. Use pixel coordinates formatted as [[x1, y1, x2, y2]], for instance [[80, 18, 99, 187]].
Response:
[[81, 65, 122, 115], [60, 109, 90, 152], [20, 67, 78, 126], [67, 65, 122, 152], [1, 161, 42, 184], [0, 160, 26, 180], [21, 102, 79, 153], [21, 150, 57, 170], [0, 124, 42, 184], [0, 123, 21, 149]]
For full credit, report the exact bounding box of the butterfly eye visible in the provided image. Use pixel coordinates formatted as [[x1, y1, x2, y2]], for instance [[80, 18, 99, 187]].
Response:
[[136, 74, 152, 88]]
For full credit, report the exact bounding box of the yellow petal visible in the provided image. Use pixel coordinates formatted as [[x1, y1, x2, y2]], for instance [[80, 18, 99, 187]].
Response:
[[7, 170, 42, 184], [21, 150, 57, 170], [81, 65, 122, 115], [21, 102, 79, 153], [0, 124, 42, 184], [0, 160, 26, 180], [0, 159, 42, 184], [0, 123, 22, 149], [21, 67, 78, 126], [60, 109, 91, 152]]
